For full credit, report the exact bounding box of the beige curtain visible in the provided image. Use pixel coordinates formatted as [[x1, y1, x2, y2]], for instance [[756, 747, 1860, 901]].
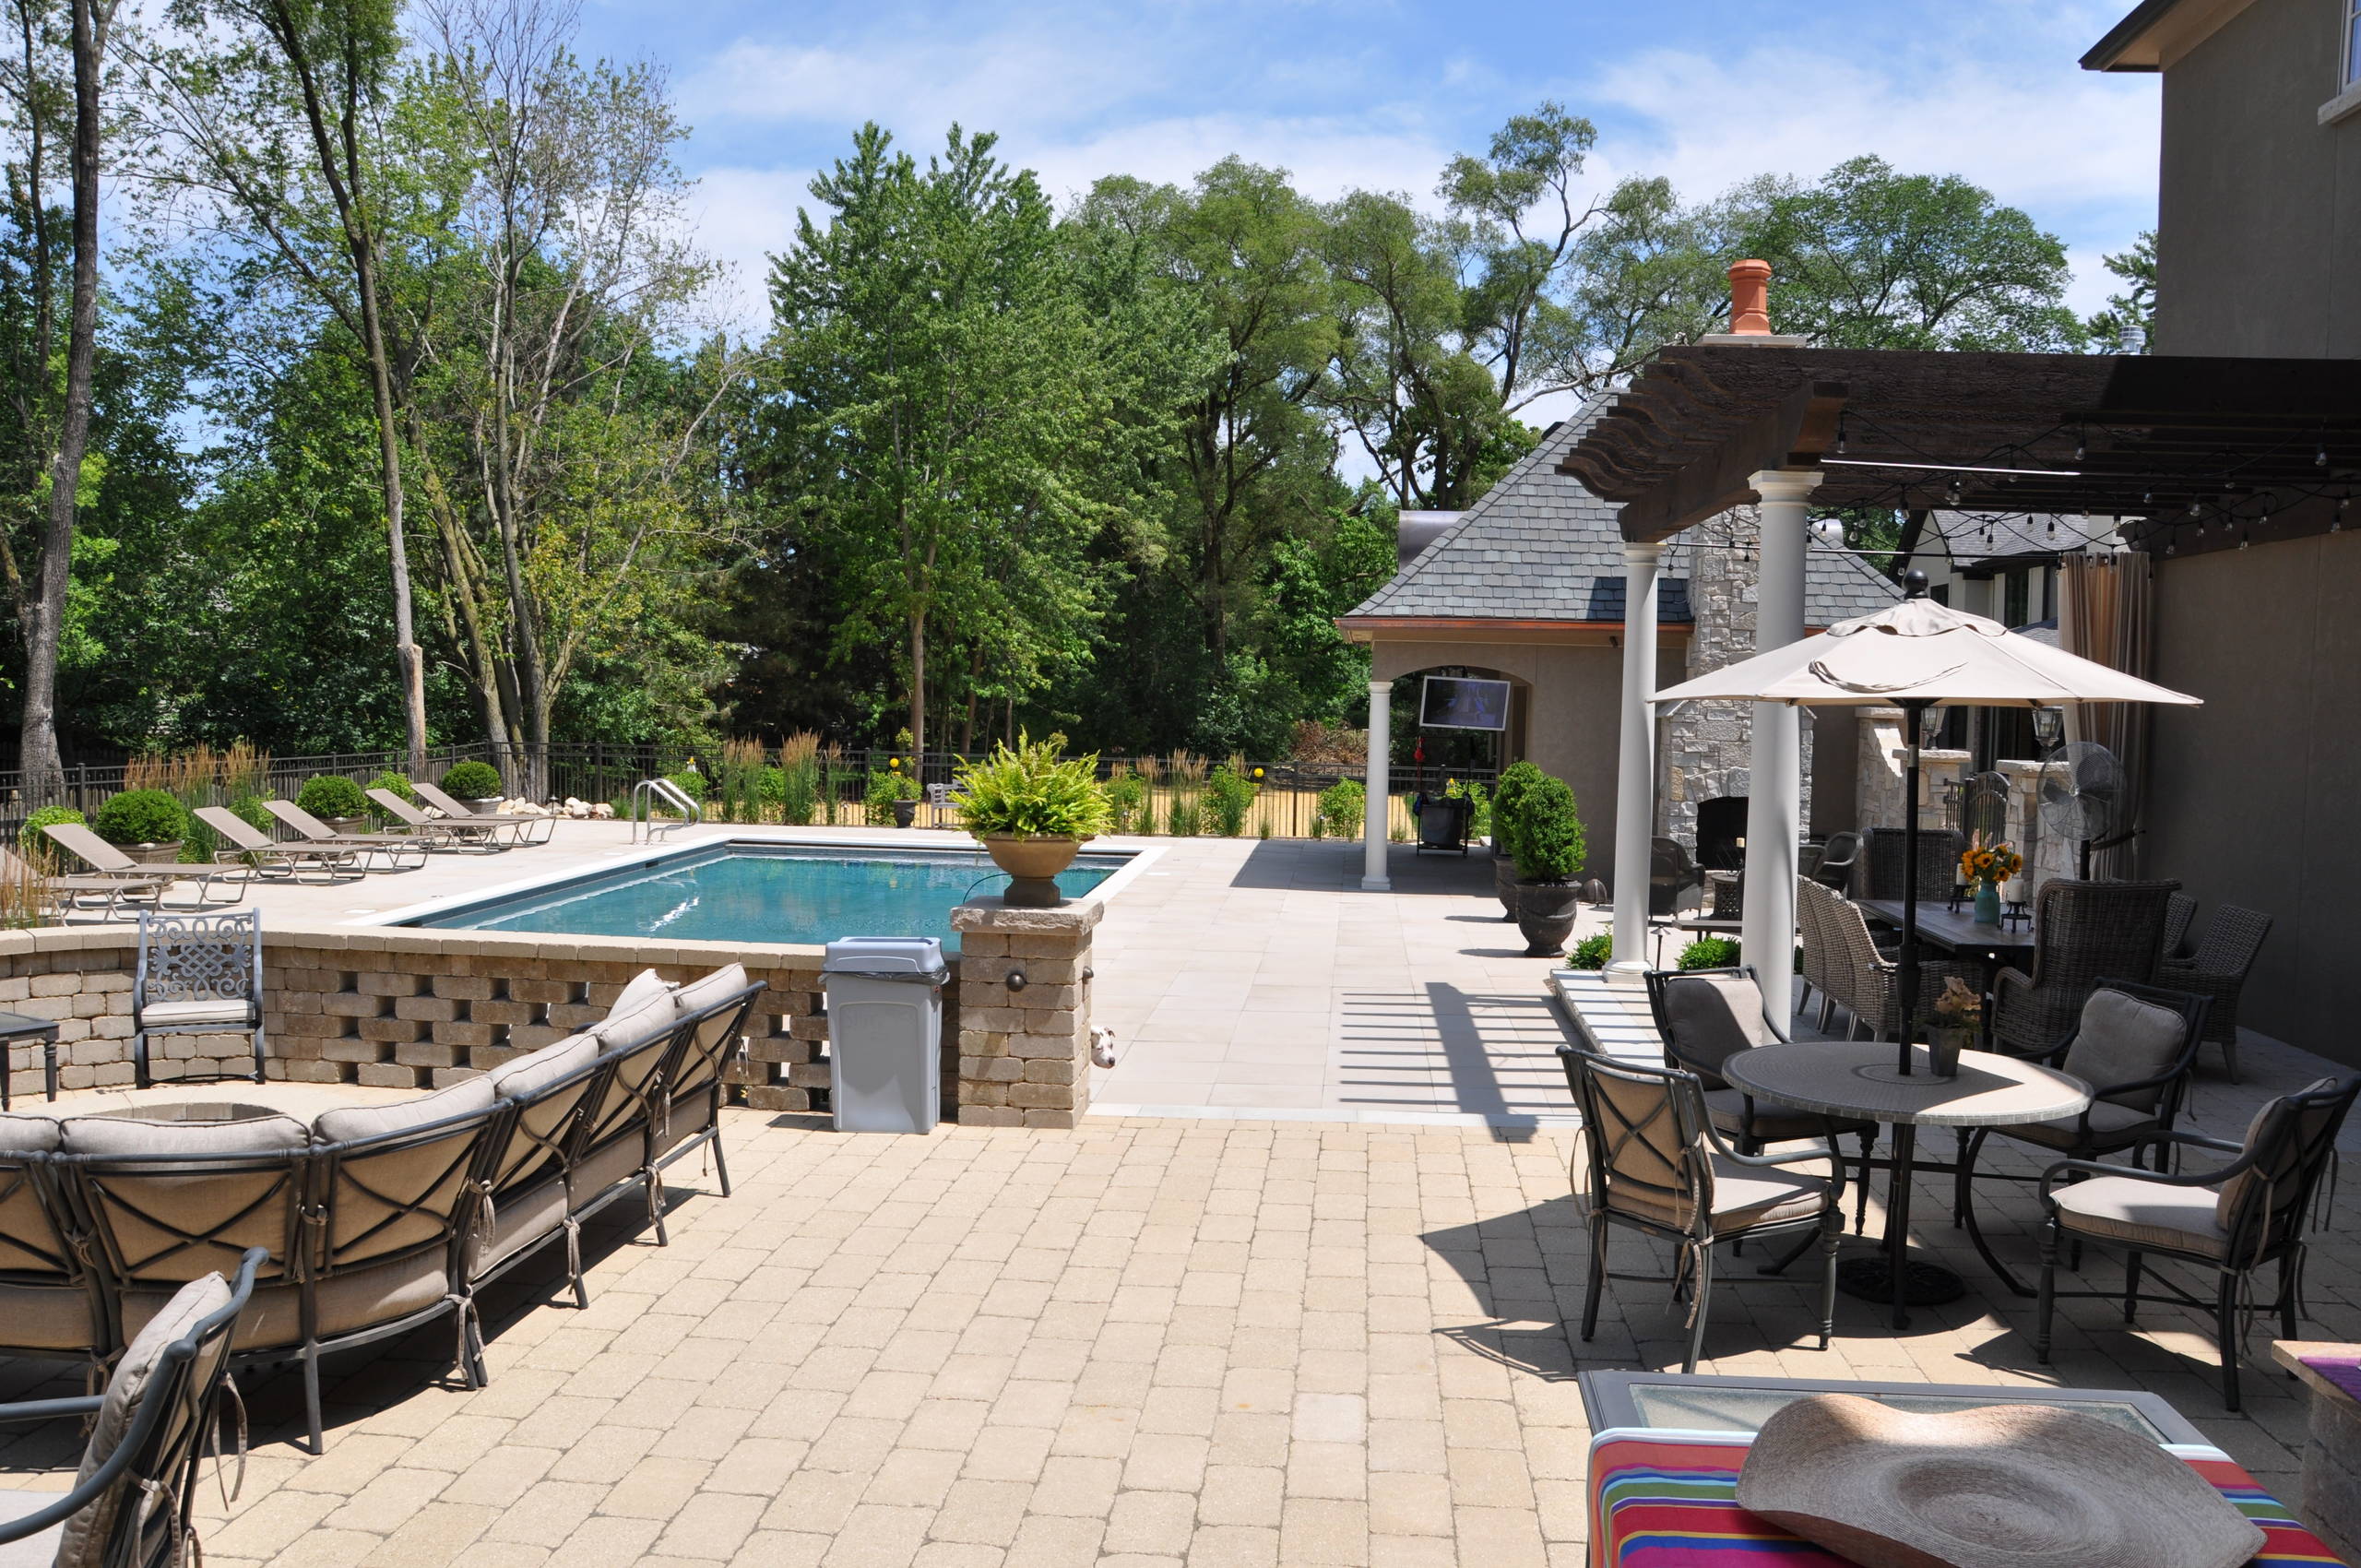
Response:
[[2057, 552, 2154, 878]]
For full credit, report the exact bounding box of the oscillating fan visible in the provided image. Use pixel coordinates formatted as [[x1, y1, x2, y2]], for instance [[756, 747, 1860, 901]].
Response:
[[2038, 742, 2127, 879]]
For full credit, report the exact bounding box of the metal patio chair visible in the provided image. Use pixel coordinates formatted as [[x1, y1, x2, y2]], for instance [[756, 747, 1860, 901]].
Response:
[[130, 909, 265, 1090], [2158, 903, 2272, 1082], [2035, 1075, 2359, 1411], [1558, 1045, 1845, 1374]]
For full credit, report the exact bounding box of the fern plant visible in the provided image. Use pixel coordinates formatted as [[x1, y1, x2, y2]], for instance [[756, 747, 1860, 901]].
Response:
[[953, 733, 1111, 839]]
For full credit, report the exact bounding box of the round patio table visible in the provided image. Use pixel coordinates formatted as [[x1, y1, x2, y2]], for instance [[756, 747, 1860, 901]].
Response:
[[1722, 1041, 2090, 1330]]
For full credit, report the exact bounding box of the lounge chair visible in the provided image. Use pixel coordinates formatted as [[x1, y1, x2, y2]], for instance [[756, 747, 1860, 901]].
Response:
[[261, 800, 432, 870], [0, 846, 169, 919], [413, 780, 555, 845], [193, 806, 362, 883], [366, 788, 511, 850], [40, 822, 246, 907]]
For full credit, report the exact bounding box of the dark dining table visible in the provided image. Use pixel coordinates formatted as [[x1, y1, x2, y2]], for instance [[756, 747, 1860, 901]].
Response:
[[1859, 897, 2036, 999]]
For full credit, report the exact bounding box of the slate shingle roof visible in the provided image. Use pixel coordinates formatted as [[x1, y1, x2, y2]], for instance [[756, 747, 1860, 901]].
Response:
[[1344, 398, 1901, 629], [1910, 511, 2123, 572]]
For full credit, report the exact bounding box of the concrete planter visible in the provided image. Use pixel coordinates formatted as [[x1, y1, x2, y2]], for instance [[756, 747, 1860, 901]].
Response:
[[117, 841, 184, 867], [892, 798, 919, 829], [1492, 850, 1521, 921], [1515, 881, 1583, 956], [981, 835, 1081, 908], [320, 816, 369, 837]]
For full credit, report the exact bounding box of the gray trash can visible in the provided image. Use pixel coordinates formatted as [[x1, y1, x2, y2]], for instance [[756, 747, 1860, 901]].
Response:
[[824, 936, 948, 1134]]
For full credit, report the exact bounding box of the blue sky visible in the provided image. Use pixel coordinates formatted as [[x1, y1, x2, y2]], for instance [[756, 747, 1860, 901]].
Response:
[[576, 0, 2161, 327]]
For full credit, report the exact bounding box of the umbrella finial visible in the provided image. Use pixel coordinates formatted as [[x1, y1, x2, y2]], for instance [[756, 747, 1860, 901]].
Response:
[[1904, 568, 1930, 600]]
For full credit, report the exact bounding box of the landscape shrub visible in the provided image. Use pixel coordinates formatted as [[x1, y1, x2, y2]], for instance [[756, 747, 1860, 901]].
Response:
[[296, 775, 368, 820], [1165, 790, 1202, 837], [1313, 778, 1364, 839], [369, 771, 421, 806], [1509, 772, 1585, 883], [1567, 932, 1612, 969], [663, 768, 708, 802], [93, 789, 190, 847], [1678, 936, 1742, 970], [1104, 769, 1147, 833], [1204, 766, 1256, 837], [1489, 760, 1545, 864], [864, 768, 919, 825], [18, 805, 83, 858], [439, 760, 504, 800]]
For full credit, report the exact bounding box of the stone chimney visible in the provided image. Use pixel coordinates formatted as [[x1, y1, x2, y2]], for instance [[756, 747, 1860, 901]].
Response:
[[1727, 259, 1774, 335]]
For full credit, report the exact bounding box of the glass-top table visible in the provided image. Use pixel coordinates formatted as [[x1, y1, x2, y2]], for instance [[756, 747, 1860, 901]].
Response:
[[1578, 1369, 2208, 1445]]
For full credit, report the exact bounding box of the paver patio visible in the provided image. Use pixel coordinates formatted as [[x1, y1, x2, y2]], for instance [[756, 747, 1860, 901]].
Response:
[[4, 829, 2352, 1565]]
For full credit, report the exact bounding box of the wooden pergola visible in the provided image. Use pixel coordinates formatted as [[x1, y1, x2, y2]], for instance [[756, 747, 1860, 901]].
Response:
[[1558, 345, 2361, 560]]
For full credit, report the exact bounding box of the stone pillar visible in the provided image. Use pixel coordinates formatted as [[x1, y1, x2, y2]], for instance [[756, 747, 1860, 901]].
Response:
[[1739, 469, 1819, 1011], [1362, 678, 1392, 892], [950, 897, 1101, 1129], [1607, 541, 1664, 987]]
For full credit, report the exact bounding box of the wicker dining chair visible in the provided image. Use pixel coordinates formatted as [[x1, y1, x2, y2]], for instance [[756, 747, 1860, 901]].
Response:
[[2157, 904, 2272, 1083], [1821, 887, 1975, 1042], [2162, 892, 2198, 963], [1989, 879, 2180, 1060], [1795, 877, 1836, 1028], [1860, 827, 1964, 903], [1557, 1046, 1845, 1375], [2035, 1075, 2359, 1411], [1955, 980, 2208, 1295]]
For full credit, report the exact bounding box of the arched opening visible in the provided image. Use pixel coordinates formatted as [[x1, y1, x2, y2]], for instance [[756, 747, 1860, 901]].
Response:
[[1384, 664, 1529, 789]]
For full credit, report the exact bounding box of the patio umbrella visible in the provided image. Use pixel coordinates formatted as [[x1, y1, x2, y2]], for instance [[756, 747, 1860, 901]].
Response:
[[1651, 571, 2200, 1075]]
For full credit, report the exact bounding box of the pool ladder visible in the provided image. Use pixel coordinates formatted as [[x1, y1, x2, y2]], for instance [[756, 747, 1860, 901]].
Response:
[[629, 778, 702, 844]]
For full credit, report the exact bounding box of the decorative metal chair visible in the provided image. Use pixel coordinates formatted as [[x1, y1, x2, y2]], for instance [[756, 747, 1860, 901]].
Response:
[[1645, 965, 1877, 1230], [1812, 830, 1861, 893], [1989, 879, 2180, 1060], [1860, 826, 1964, 903], [130, 910, 265, 1091], [1559, 1044, 1845, 1373], [2158, 904, 2272, 1082], [0, 1248, 261, 1568], [1955, 980, 2208, 1294], [2035, 1075, 2358, 1411]]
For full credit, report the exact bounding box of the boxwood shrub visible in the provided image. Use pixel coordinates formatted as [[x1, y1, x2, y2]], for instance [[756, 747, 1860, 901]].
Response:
[[296, 775, 369, 820], [439, 760, 503, 800], [93, 789, 190, 847]]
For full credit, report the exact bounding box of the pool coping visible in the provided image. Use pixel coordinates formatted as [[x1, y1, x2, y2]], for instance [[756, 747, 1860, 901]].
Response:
[[348, 827, 1165, 944]]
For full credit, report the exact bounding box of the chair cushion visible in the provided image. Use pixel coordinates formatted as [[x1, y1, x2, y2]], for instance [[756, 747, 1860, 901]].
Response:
[[61, 1112, 307, 1158], [571, 1135, 647, 1210], [314, 1077, 497, 1145], [1701, 1088, 1865, 1145], [672, 964, 748, 1018], [487, 1033, 599, 1100], [2062, 989, 2189, 1112], [0, 1282, 98, 1352], [469, 1174, 567, 1278], [592, 994, 679, 1052], [120, 1251, 449, 1352], [0, 1114, 59, 1154], [1991, 1099, 2159, 1153], [0, 1486, 64, 1566], [2218, 1077, 2340, 1231], [604, 968, 675, 1024], [2054, 1175, 2230, 1259], [136, 999, 256, 1028], [1661, 975, 1777, 1081], [1607, 1151, 1833, 1232], [61, 1270, 231, 1566]]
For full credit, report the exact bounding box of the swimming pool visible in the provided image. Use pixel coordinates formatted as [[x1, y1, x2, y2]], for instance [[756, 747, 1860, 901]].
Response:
[[402, 842, 1128, 950]]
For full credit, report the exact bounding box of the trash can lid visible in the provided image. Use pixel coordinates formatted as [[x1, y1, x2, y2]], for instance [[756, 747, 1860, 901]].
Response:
[[824, 935, 949, 981]]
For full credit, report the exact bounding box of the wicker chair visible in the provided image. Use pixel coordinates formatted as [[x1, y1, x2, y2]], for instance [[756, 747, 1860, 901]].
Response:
[[2035, 1075, 2358, 1411], [1557, 1046, 1845, 1374], [2158, 904, 2272, 1082], [1956, 980, 2208, 1295], [1796, 877, 1836, 1028], [1989, 879, 2180, 1060], [1649, 837, 1701, 918], [2162, 892, 2198, 962], [1812, 831, 1861, 892], [1821, 887, 1975, 1041], [1860, 827, 1964, 903]]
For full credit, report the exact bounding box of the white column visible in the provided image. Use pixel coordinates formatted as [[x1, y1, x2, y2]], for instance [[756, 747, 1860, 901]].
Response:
[[1606, 541, 1664, 987], [1739, 470, 1820, 1011], [1361, 678, 1392, 891]]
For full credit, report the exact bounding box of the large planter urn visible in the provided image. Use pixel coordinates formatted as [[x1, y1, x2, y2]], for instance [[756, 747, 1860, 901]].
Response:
[[892, 797, 919, 829], [1515, 881, 1583, 956], [1492, 849, 1521, 921], [119, 840, 184, 867], [321, 816, 369, 838], [982, 835, 1081, 908]]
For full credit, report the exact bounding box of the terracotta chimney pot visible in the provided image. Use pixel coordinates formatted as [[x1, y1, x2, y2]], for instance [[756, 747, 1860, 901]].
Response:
[[1728, 259, 1773, 336]]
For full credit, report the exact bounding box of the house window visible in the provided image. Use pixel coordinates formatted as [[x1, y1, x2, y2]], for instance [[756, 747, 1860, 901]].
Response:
[[2004, 567, 2030, 628], [1930, 582, 1950, 606], [2349, 0, 2361, 88]]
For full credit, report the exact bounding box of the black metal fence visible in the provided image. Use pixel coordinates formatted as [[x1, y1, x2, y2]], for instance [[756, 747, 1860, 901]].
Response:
[[0, 741, 1499, 847]]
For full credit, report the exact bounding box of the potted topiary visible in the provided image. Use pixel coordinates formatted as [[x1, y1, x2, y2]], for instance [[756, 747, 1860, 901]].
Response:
[[440, 760, 504, 811], [93, 789, 191, 865], [954, 732, 1111, 907], [1511, 771, 1586, 956], [297, 775, 371, 836], [1489, 760, 1543, 921], [865, 765, 920, 827]]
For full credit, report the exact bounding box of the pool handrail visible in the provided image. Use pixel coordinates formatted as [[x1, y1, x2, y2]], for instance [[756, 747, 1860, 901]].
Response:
[[630, 778, 701, 843]]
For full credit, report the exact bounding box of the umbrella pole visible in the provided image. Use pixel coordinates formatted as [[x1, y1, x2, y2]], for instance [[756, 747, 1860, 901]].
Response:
[[1896, 698, 1932, 1077]]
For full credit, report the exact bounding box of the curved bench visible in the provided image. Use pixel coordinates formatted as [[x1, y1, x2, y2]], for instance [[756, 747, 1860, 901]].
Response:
[[0, 963, 763, 1454]]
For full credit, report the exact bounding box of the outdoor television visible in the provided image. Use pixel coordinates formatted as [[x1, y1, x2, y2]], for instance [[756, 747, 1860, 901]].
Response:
[[1419, 676, 1511, 732]]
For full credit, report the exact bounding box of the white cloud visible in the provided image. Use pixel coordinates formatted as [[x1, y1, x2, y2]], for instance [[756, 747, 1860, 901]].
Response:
[[680, 165, 815, 327]]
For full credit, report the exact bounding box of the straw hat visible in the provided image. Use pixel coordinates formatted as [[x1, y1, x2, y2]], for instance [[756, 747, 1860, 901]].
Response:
[[1734, 1394, 2265, 1568]]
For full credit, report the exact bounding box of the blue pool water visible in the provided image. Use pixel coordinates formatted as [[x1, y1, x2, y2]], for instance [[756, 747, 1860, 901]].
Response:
[[406, 845, 1124, 950]]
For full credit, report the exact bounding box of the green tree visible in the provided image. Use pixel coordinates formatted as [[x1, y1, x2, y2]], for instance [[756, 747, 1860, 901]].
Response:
[[2083, 230, 2155, 350]]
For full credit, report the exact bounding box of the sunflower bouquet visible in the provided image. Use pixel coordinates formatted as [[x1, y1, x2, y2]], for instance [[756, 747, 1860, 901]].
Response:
[[1958, 839, 2023, 890]]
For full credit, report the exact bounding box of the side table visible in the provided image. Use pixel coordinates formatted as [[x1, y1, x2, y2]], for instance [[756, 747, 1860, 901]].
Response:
[[2272, 1340, 2361, 1565], [0, 1010, 63, 1109]]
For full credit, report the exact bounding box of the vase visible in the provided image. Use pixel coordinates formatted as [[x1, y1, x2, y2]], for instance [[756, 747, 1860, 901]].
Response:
[[1492, 850, 1520, 921], [1926, 1025, 1972, 1078], [1514, 881, 1583, 957], [1973, 880, 2001, 925]]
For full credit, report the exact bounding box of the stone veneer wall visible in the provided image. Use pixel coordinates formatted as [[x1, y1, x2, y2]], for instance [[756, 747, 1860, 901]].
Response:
[[949, 897, 1098, 1130], [1657, 507, 1813, 851]]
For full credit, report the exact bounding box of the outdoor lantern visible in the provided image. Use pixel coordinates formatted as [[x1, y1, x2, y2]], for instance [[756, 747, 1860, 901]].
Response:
[[1917, 705, 1947, 749], [2031, 707, 2065, 752]]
